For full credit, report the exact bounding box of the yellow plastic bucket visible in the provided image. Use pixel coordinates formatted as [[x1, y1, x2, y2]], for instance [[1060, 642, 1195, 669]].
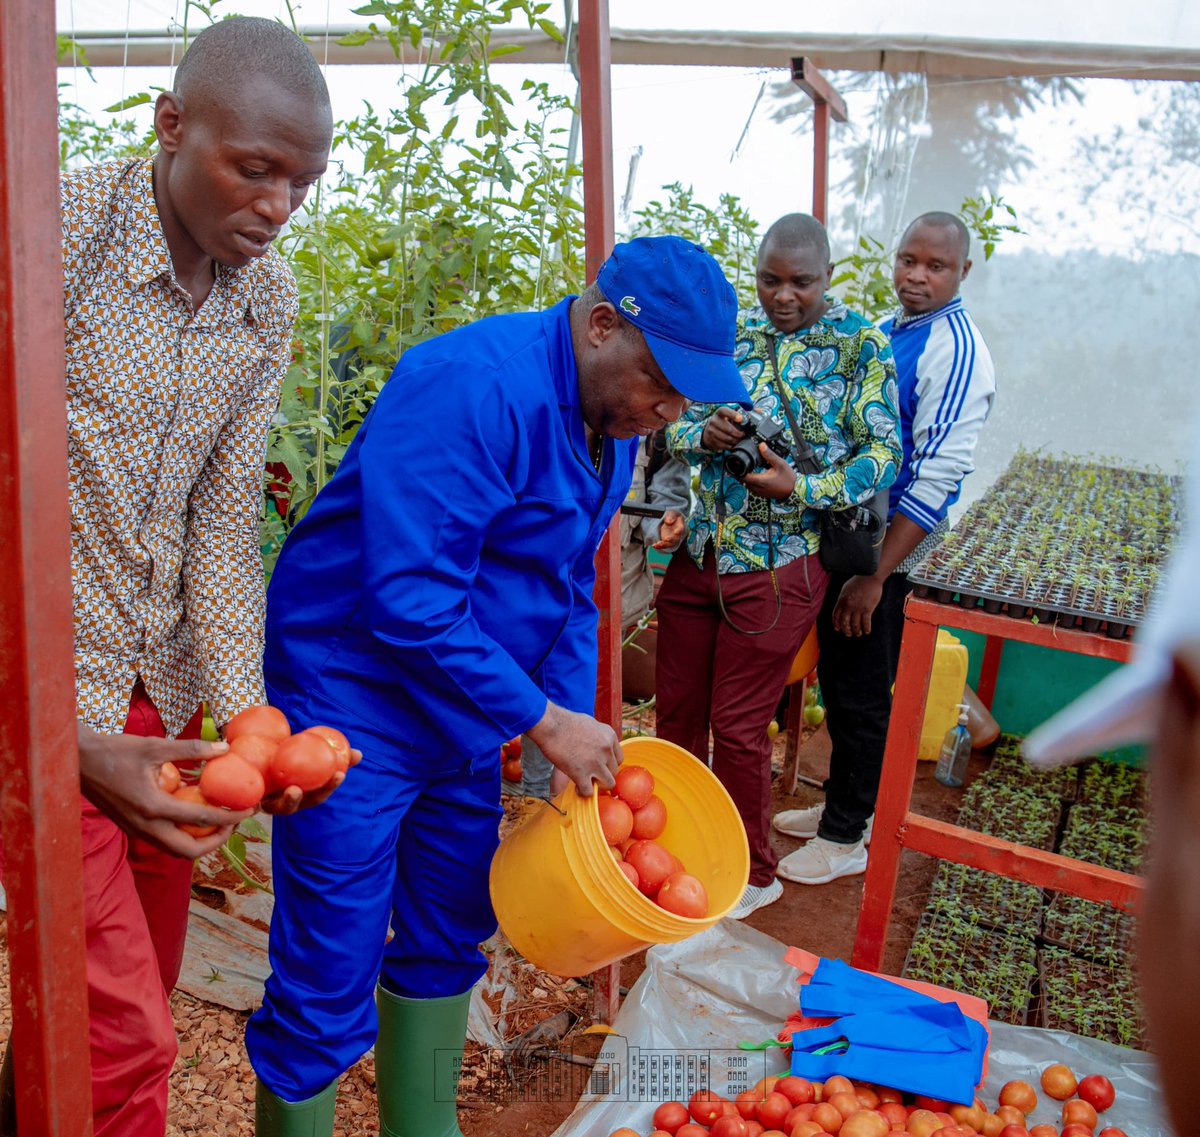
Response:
[[785, 624, 820, 687], [489, 737, 750, 978], [916, 629, 970, 760]]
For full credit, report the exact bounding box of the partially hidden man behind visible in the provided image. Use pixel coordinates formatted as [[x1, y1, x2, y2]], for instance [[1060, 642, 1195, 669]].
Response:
[[773, 211, 996, 884], [0, 19, 334, 1137], [245, 237, 750, 1135], [654, 213, 902, 920]]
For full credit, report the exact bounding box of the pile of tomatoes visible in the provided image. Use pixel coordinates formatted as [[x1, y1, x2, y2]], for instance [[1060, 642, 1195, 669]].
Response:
[[603, 1064, 1124, 1137], [597, 765, 709, 920], [161, 705, 352, 837], [501, 737, 523, 783]]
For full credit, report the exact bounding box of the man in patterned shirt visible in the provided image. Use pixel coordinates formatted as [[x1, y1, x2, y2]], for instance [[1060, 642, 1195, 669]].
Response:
[[655, 213, 902, 920], [13, 18, 333, 1137]]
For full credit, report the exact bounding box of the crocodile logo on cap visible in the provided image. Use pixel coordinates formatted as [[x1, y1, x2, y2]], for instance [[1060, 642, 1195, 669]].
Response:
[[619, 295, 641, 316]]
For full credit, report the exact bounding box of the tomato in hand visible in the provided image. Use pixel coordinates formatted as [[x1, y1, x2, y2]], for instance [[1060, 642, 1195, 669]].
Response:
[[268, 732, 338, 793], [224, 704, 290, 745], [157, 761, 181, 794], [199, 753, 265, 811], [173, 784, 217, 837], [229, 733, 277, 776], [304, 725, 352, 772]]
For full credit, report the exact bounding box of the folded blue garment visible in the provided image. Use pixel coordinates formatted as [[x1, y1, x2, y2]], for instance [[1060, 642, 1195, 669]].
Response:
[[789, 1000, 987, 1105], [799, 957, 935, 1018]]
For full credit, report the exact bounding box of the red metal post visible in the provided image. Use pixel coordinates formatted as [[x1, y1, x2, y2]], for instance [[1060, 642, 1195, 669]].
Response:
[[976, 635, 1004, 710], [0, 2, 94, 1133], [790, 58, 848, 225], [578, 0, 622, 1026], [852, 612, 938, 971], [811, 101, 829, 224], [852, 596, 1138, 972]]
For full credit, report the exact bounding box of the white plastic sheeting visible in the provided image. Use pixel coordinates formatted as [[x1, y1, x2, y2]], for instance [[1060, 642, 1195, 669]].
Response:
[[549, 920, 1167, 1137]]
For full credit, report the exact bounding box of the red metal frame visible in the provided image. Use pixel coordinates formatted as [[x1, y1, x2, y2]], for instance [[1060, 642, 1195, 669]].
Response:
[[852, 595, 1141, 973], [0, 2, 94, 1132], [790, 58, 848, 224], [578, 0, 622, 1027]]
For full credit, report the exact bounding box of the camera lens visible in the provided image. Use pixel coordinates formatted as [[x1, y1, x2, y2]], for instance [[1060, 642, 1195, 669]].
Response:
[[724, 438, 760, 480]]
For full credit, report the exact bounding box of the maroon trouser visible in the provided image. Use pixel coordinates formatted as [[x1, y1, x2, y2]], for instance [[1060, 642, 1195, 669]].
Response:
[[655, 549, 828, 886], [1, 684, 203, 1137]]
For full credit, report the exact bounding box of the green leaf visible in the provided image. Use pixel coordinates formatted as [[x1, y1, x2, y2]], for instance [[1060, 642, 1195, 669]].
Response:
[[103, 92, 152, 113], [337, 30, 376, 47]]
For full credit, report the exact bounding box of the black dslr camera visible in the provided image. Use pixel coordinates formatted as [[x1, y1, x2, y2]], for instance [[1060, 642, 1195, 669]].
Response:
[[723, 408, 793, 480]]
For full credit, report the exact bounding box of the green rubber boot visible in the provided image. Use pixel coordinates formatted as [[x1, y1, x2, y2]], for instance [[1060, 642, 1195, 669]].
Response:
[[375, 985, 471, 1137], [255, 1078, 337, 1136]]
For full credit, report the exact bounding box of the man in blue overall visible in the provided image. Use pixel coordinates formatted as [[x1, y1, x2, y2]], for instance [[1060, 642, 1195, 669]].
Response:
[[246, 236, 750, 1135]]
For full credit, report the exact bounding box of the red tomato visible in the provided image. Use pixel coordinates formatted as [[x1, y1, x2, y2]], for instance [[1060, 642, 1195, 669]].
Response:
[[689, 1089, 728, 1126], [999, 1083, 1038, 1116], [744, 1124, 765, 1137], [916, 1098, 951, 1114], [614, 764, 655, 810], [949, 1101, 985, 1130], [597, 795, 635, 846], [824, 1077, 855, 1097], [998, 1125, 1031, 1137], [677, 1126, 712, 1137], [840, 1110, 889, 1137], [981, 1113, 1006, 1137], [652, 1101, 690, 1134], [268, 732, 338, 793], [1062, 1126, 1094, 1137], [502, 757, 523, 782], [785, 1102, 817, 1129], [173, 784, 217, 837], [304, 725, 352, 772], [711, 1116, 750, 1137], [1029, 1126, 1058, 1137], [229, 733, 277, 776], [157, 761, 181, 794], [811, 1101, 844, 1133], [199, 754, 265, 810], [828, 1092, 862, 1120], [1061, 1100, 1098, 1130], [656, 871, 709, 918], [755, 1091, 792, 1129], [855, 1087, 880, 1110], [907, 1109, 942, 1137], [501, 736, 523, 760], [630, 794, 668, 839], [876, 1089, 903, 1105], [608, 1130, 641, 1137], [790, 1123, 827, 1137], [618, 861, 640, 889], [1076, 1076, 1115, 1114], [996, 1107, 1028, 1128], [625, 840, 675, 897], [1041, 1064, 1078, 1102], [1097, 1129, 1127, 1137], [776, 1076, 815, 1107], [879, 1102, 910, 1129], [224, 704, 290, 745]]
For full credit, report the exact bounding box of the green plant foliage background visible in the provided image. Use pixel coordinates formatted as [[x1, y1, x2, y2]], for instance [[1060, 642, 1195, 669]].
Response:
[[56, 0, 1015, 578]]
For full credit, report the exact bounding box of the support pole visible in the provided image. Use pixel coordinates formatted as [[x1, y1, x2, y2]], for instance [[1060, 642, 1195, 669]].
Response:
[[0, 3, 94, 1133], [790, 58, 848, 224], [578, 0, 621, 1026]]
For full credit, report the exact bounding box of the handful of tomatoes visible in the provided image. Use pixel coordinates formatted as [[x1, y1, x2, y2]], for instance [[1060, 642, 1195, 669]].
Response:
[[160, 705, 353, 837]]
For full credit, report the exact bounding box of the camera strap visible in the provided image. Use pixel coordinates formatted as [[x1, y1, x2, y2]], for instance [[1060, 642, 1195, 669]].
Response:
[[764, 334, 823, 477]]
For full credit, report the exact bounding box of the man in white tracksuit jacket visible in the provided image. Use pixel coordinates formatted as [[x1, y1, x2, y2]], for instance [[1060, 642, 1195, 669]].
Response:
[[773, 211, 996, 884]]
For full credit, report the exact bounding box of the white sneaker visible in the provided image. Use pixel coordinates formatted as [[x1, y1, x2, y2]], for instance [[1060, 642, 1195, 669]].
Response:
[[776, 836, 868, 885], [727, 878, 784, 919], [772, 807, 874, 845]]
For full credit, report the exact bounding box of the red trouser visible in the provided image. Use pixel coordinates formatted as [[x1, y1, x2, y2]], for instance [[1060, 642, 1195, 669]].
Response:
[[654, 550, 828, 886], [79, 686, 202, 1136]]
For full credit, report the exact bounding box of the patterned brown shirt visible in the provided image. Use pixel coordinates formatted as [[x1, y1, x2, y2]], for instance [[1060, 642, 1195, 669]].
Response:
[[62, 158, 298, 735]]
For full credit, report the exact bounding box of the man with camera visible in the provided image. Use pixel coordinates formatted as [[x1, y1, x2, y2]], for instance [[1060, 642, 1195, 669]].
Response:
[[654, 213, 902, 920], [772, 211, 995, 885]]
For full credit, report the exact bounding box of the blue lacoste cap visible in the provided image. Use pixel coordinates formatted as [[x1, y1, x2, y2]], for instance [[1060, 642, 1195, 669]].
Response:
[[596, 236, 750, 407]]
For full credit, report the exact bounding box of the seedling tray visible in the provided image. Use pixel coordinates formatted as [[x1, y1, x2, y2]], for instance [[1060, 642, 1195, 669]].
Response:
[[1058, 804, 1147, 875], [908, 450, 1179, 640], [1077, 759, 1149, 811], [1041, 893, 1136, 967], [902, 904, 1038, 1026], [986, 738, 1079, 803], [956, 782, 1061, 851], [928, 862, 1044, 938], [1038, 945, 1147, 1049]]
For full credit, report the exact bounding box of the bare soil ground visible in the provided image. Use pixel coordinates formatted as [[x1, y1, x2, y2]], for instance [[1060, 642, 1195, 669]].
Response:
[[0, 723, 975, 1136]]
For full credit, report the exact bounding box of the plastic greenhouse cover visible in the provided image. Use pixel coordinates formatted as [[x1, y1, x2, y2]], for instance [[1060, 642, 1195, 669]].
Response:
[[549, 920, 1168, 1137]]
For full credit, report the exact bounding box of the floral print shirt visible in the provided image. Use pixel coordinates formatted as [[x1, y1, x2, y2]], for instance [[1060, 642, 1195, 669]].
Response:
[[667, 299, 901, 574], [62, 158, 298, 734]]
